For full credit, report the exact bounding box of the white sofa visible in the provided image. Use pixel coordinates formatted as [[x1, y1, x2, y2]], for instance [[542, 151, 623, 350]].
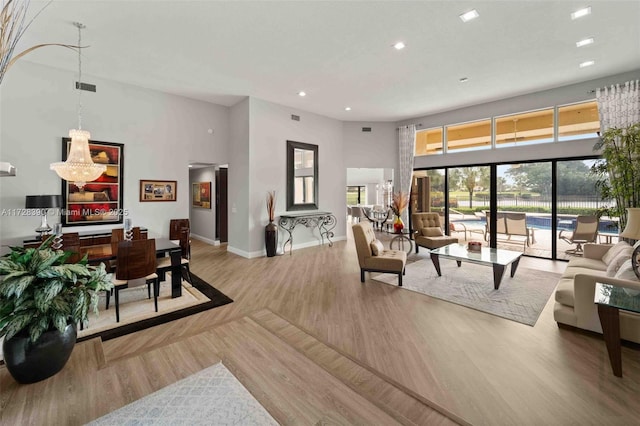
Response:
[[554, 242, 640, 343]]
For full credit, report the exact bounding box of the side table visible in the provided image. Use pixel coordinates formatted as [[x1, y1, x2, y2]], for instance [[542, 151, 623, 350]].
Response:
[[594, 281, 640, 377], [389, 230, 413, 254]]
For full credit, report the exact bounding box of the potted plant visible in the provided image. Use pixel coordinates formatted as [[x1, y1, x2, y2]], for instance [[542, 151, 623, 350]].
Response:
[[591, 122, 640, 231], [0, 236, 112, 383], [265, 190, 278, 257]]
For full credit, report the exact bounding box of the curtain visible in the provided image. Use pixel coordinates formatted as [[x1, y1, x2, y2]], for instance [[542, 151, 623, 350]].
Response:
[[398, 125, 416, 226], [596, 80, 640, 131]]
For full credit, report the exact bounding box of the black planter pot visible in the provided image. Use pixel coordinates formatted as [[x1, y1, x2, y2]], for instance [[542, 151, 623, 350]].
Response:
[[265, 221, 278, 257], [3, 323, 77, 384]]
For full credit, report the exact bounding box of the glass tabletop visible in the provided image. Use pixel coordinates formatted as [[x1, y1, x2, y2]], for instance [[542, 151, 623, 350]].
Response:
[[594, 282, 640, 313], [429, 243, 521, 266]]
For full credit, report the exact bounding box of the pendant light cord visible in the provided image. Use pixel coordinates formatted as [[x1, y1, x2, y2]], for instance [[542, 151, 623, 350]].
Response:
[[75, 22, 84, 130]]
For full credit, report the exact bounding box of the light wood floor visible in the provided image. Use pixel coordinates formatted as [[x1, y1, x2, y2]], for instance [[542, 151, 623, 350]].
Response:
[[2, 226, 640, 425]]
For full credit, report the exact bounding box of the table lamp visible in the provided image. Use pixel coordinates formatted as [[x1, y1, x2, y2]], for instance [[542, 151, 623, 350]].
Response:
[[25, 195, 62, 238], [620, 207, 640, 279]]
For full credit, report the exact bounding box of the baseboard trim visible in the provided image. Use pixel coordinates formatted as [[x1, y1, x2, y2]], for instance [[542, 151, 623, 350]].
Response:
[[190, 234, 219, 246]]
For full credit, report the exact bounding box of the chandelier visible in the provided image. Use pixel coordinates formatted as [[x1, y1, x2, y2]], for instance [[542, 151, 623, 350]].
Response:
[[50, 22, 105, 189]]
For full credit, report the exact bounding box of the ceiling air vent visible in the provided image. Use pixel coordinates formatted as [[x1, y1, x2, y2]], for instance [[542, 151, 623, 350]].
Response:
[[362, 127, 372, 132], [75, 82, 96, 92], [291, 114, 300, 121]]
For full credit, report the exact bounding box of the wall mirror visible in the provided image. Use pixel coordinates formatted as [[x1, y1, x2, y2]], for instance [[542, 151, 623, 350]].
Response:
[[286, 140, 318, 211]]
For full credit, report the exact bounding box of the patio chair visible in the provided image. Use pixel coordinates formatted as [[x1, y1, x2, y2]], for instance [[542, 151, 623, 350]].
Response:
[[559, 215, 599, 255]]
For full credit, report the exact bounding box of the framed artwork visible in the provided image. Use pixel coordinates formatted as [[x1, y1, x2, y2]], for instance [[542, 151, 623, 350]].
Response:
[[139, 180, 177, 202], [60, 139, 124, 226], [192, 182, 211, 209]]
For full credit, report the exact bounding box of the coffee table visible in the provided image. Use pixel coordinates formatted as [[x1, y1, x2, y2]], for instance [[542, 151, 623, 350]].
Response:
[[429, 243, 522, 289]]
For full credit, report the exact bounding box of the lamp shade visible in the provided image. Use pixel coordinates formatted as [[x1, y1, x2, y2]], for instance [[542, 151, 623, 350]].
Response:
[[25, 195, 62, 209], [620, 208, 640, 240]]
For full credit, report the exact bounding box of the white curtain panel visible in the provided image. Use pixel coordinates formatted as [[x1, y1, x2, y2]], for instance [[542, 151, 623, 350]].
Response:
[[596, 79, 640, 131], [398, 125, 416, 226]]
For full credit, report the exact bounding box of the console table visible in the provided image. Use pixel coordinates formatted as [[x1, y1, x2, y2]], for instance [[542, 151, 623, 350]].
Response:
[[279, 211, 336, 255]]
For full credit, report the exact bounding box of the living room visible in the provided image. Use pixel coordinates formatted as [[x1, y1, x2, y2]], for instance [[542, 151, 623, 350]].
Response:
[[1, 1, 640, 424]]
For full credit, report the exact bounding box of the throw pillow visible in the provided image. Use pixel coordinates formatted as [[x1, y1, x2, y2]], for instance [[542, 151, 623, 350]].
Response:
[[602, 241, 631, 265], [605, 246, 634, 277], [615, 259, 640, 282], [370, 239, 384, 256], [422, 227, 444, 237]]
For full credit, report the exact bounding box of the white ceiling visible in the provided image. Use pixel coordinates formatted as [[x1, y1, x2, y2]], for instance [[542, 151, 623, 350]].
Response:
[[15, 1, 640, 122]]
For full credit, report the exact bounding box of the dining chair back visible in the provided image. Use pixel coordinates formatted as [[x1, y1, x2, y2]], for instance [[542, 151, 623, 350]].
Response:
[[170, 219, 190, 241], [61, 233, 82, 263], [107, 239, 159, 322]]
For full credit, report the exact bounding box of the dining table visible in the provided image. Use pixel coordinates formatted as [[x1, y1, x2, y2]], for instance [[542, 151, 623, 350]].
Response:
[[81, 238, 183, 298]]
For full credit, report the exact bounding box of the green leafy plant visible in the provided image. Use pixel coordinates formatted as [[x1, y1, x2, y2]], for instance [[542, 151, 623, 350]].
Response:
[[591, 123, 640, 230], [0, 236, 113, 343]]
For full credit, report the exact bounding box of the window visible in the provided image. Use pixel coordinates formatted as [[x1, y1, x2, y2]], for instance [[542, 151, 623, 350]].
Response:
[[346, 186, 366, 205], [446, 119, 491, 152], [415, 127, 443, 156], [558, 101, 599, 141], [496, 109, 554, 147]]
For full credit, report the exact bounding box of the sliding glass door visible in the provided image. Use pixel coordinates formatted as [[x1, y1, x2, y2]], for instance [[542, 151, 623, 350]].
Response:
[[415, 156, 601, 260]]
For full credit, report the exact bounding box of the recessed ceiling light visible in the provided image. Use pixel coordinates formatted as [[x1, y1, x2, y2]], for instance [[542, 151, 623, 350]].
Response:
[[459, 9, 479, 22], [393, 41, 405, 50], [579, 60, 595, 68], [345, 107, 352, 111], [298, 91, 306, 97], [571, 7, 591, 20], [459, 77, 469, 83], [188, 164, 193, 168], [576, 37, 594, 47]]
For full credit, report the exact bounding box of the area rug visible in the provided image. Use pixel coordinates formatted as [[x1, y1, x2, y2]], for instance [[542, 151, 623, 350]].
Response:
[[77, 273, 233, 343], [372, 259, 560, 326], [87, 362, 277, 425]]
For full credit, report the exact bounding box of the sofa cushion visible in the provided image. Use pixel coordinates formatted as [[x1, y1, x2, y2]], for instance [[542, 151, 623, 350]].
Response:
[[370, 239, 384, 256], [605, 246, 634, 277], [602, 241, 631, 265], [615, 259, 640, 282], [566, 257, 607, 271], [555, 278, 575, 307], [363, 250, 406, 271], [562, 266, 607, 279], [421, 227, 444, 237]]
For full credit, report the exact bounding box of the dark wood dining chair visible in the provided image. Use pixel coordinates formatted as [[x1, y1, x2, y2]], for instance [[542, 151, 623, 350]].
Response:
[[61, 233, 82, 264], [157, 227, 192, 284], [169, 219, 190, 241], [106, 239, 159, 323]]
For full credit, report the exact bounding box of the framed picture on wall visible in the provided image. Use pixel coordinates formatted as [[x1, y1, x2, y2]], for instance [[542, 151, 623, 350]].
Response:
[[60, 139, 124, 226], [139, 179, 177, 202], [192, 182, 211, 209]]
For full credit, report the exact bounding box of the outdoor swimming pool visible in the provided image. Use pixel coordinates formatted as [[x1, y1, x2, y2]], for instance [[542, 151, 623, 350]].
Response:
[[453, 215, 618, 233]]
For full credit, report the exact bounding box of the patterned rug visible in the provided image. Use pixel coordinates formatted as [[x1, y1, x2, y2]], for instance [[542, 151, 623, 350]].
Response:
[[372, 259, 560, 326], [87, 362, 277, 425]]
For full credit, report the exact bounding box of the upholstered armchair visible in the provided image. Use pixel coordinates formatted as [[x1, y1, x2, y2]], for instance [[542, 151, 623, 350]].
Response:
[[412, 212, 458, 253], [352, 222, 406, 286]]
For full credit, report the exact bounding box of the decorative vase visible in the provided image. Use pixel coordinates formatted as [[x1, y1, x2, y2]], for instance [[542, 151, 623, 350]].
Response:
[[265, 221, 278, 257], [3, 322, 77, 384], [393, 215, 404, 233]]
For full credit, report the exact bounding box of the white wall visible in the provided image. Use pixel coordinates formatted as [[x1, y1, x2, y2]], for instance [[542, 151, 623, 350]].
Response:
[[342, 122, 397, 169], [396, 70, 640, 169], [227, 98, 251, 256], [242, 97, 346, 257], [0, 61, 229, 248], [189, 166, 216, 243]]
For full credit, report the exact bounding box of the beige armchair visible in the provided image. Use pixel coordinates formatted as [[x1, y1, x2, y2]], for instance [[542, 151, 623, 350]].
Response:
[[352, 222, 406, 286], [412, 212, 458, 253]]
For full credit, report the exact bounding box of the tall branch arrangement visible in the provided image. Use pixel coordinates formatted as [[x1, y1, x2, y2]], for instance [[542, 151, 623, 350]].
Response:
[[1, 0, 77, 85], [266, 190, 276, 222], [591, 123, 640, 231], [391, 191, 408, 217]]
